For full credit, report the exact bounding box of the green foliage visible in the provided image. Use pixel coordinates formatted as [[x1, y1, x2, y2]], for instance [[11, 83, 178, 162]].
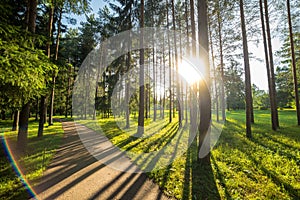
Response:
[[224, 62, 245, 110], [276, 32, 300, 108], [252, 84, 270, 109], [0, 3, 57, 109]]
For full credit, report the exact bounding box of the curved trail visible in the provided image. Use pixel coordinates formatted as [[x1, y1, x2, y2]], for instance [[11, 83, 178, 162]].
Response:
[[33, 121, 170, 200]]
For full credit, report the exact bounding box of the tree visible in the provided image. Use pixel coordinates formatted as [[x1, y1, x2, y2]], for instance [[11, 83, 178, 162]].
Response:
[[224, 62, 245, 110], [197, 0, 211, 164], [38, 0, 55, 137], [259, 0, 279, 130], [0, 0, 56, 149], [171, 0, 182, 127], [137, 0, 145, 136], [262, 0, 279, 130], [252, 84, 270, 109], [239, 0, 253, 138], [287, 0, 300, 125], [19, 0, 38, 147], [275, 66, 294, 108], [216, 0, 226, 121]]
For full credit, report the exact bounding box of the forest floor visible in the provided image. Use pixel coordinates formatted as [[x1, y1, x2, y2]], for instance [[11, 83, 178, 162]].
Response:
[[32, 121, 170, 200], [80, 110, 300, 200], [1, 110, 300, 200]]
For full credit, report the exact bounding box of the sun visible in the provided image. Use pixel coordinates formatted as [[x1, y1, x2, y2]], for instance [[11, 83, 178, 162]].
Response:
[[178, 59, 203, 85]]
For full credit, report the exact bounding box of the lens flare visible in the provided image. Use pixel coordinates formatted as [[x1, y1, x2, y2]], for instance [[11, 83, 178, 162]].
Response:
[[1, 135, 38, 199]]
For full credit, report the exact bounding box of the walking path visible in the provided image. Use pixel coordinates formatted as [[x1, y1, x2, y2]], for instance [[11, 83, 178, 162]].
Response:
[[33, 121, 170, 200]]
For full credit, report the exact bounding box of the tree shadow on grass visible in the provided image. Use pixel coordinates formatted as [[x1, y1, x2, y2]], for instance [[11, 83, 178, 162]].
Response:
[[225, 120, 300, 199], [190, 141, 221, 200]]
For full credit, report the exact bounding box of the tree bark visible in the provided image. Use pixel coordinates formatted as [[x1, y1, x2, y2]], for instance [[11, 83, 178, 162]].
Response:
[[264, 0, 279, 128], [38, 96, 46, 137], [153, 46, 157, 121], [12, 110, 19, 131], [208, 19, 219, 122], [18, 103, 30, 150], [166, 0, 172, 123], [28, 0, 37, 34], [287, 0, 300, 125], [171, 0, 182, 127], [49, 7, 62, 125], [137, 0, 145, 136], [17, 0, 37, 148], [190, 0, 196, 55], [125, 51, 131, 128], [197, 0, 211, 164], [217, 0, 226, 121], [65, 65, 71, 118], [239, 0, 253, 138], [259, 0, 278, 130]]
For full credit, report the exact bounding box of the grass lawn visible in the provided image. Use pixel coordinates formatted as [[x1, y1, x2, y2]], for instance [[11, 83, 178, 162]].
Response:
[[80, 109, 300, 199], [0, 119, 64, 200]]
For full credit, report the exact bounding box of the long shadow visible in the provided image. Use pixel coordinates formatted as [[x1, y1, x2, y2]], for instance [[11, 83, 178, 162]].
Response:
[[227, 120, 300, 164], [182, 136, 192, 200], [258, 131, 300, 152], [113, 121, 174, 152], [124, 122, 179, 154], [251, 137, 300, 165], [44, 163, 106, 200], [211, 155, 232, 199], [246, 153, 299, 199], [225, 121, 299, 199], [154, 125, 186, 200], [119, 174, 148, 199], [190, 141, 221, 200], [94, 122, 183, 200], [133, 123, 180, 171], [34, 122, 139, 199], [33, 123, 98, 192], [87, 160, 144, 200]]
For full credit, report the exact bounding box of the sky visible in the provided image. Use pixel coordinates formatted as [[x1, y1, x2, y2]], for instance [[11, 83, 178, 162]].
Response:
[[66, 0, 283, 91]]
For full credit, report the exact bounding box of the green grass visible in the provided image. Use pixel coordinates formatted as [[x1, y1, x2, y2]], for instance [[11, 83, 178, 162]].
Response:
[[0, 119, 64, 200], [81, 110, 300, 199]]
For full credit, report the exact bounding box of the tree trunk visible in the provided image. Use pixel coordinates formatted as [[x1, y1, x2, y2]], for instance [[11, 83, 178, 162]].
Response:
[[35, 98, 38, 121], [162, 33, 166, 119], [1, 111, 5, 120], [125, 51, 131, 128], [153, 47, 157, 121], [287, 0, 300, 125], [28, 0, 37, 34], [171, 0, 182, 127], [190, 0, 196, 55], [217, 0, 226, 121], [166, 0, 172, 123], [18, 103, 30, 150], [197, 0, 211, 164], [12, 110, 19, 131], [179, 21, 184, 121], [38, 96, 46, 137], [239, 0, 253, 138], [259, 0, 277, 130], [137, 0, 145, 136], [185, 0, 190, 54], [46, 0, 54, 58], [49, 7, 62, 125], [185, 0, 189, 124], [17, 0, 37, 148], [264, 0, 279, 128], [65, 65, 72, 118], [208, 19, 219, 122]]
